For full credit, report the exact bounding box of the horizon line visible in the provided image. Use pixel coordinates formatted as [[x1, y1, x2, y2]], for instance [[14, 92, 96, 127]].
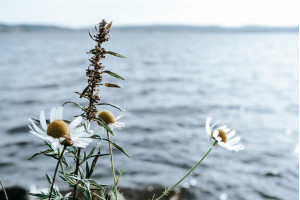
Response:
[[0, 22, 298, 30]]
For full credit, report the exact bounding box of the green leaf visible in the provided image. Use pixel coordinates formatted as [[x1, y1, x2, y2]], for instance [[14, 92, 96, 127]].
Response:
[[63, 192, 72, 200], [29, 149, 52, 160], [97, 102, 123, 111], [106, 51, 127, 58], [28, 192, 49, 198], [59, 175, 75, 187], [103, 70, 125, 80], [91, 135, 102, 140], [44, 141, 53, 150], [31, 118, 71, 124], [81, 142, 100, 164], [103, 139, 130, 158], [86, 162, 90, 178], [94, 117, 114, 135], [62, 101, 84, 109], [83, 151, 87, 160], [46, 174, 53, 184], [81, 180, 92, 200], [90, 154, 109, 158], [81, 85, 91, 96], [89, 180, 106, 189], [82, 120, 94, 135]]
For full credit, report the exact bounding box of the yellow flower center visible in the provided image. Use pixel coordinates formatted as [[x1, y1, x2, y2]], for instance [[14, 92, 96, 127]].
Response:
[[211, 129, 227, 143], [47, 120, 69, 138], [98, 110, 115, 125]]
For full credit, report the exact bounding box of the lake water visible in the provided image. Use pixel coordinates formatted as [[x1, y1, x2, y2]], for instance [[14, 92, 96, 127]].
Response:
[[0, 29, 298, 200]]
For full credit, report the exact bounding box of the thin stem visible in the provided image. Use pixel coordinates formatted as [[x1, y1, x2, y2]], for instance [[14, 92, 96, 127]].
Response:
[[155, 141, 217, 200], [107, 130, 118, 200], [73, 148, 81, 200], [48, 146, 66, 200], [0, 178, 8, 200]]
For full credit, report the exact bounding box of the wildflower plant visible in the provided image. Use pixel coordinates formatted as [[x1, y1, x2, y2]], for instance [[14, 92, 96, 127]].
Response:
[[28, 19, 128, 200], [154, 118, 244, 200], [27, 18, 245, 200]]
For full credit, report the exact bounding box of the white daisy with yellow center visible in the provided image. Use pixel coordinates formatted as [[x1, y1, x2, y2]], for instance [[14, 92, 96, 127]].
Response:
[[97, 110, 125, 130], [205, 117, 244, 151], [28, 107, 93, 151]]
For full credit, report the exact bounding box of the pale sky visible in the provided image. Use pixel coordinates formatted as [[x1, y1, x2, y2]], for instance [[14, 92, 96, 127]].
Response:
[[0, 0, 298, 27]]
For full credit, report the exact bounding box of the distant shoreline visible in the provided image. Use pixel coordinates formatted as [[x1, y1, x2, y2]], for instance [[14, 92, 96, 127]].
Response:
[[0, 23, 298, 32]]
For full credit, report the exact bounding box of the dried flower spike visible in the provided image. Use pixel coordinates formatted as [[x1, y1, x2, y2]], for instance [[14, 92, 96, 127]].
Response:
[[77, 20, 113, 121]]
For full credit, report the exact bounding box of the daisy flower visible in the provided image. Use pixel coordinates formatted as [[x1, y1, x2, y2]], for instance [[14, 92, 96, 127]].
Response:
[[97, 110, 125, 130], [205, 117, 244, 151], [28, 106, 93, 152]]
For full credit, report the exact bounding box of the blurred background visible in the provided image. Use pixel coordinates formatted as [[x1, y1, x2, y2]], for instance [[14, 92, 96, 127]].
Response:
[[0, 0, 299, 200]]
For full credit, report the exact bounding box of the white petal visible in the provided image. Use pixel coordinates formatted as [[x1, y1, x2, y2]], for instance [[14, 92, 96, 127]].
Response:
[[51, 140, 64, 153], [44, 136, 55, 142], [217, 125, 227, 130], [231, 144, 245, 151], [69, 116, 82, 130], [213, 129, 219, 138], [228, 137, 241, 145], [50, 107, 56, 122], [211, 121, 219, 130], [219, 142, 237, 151], [115, 115, 123, 121], [227, 130, 236, 139], [76, 136, 93, 143], [205, 117, 212, 135], [72, 140, 89, 148], [108, 124, 114, 131], [29, 119, 45, 135], [40, 111, 47, 131], [29, 130, 47, 140], [72, 132, 89, 139], [29, 126, 54, 142], [56, 106, 63, 120], [71, 126, 86, 137], [224, 128, 230, 133], [218, 142, 227, 148], [216, 136, 222, 142], [112, 121, 125, 130], [76, 138, 92, 144]]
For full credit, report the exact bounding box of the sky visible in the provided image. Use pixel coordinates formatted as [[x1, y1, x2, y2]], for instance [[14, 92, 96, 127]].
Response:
[[0, 0, 299, 28]]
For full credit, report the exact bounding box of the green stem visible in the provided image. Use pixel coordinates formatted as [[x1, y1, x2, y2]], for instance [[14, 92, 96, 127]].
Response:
[[73, 148, 81, 200], [107, 130, 118, 200], [48, 146, 66, 200], [155, 141, 217, 200]]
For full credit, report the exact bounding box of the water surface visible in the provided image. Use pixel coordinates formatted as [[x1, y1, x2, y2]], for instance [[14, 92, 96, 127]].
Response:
[[0, 30, 298, 200]]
